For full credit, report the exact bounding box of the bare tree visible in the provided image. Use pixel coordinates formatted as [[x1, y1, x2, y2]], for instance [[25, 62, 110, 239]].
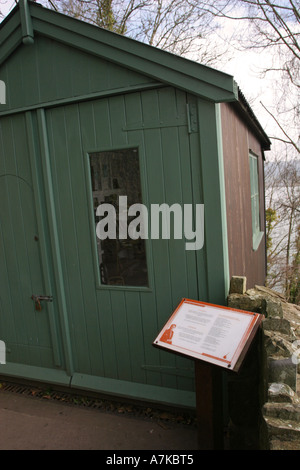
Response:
[[194, 0, 300, 153], [39, 0, 229, 65], [265, 153, 300, 302]]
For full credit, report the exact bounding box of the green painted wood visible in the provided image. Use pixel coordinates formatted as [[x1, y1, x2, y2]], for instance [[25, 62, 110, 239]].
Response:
[[215, 104, 230, 296], [95, 290, 119, 380], [124, 291, 147, 384], [0, 8, 21, 40], [143, 129, 176, 390], [144, 90, 197, 391], [71, 372, 196, 409], [19, 0, 34, 45], [0, 35, 159, 115], [0, 2, 237, 105], [79, 100, 120, 380], [197, 99, 230, 305], [0, 360, 195, 408], [45, 106, 92, 375], [0, 362, 71, 386], [130, 89, 196, 391], [28, 2, 237, 102], [41, 88, 199, 396], [110, 290, 133, 381], [123, 93, 161, 387], [25, 111, 62, 367], [0, 13, 23, 67], [36, 108, 74, 375], [63, 104, 105, 377], [187, 96, 208, 303], [0, 113, 59, 368], [0, 0, 246, 406]]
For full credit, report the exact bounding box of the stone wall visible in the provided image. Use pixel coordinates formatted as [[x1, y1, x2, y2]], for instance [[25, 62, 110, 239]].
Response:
[[227, 277, 300, 450]]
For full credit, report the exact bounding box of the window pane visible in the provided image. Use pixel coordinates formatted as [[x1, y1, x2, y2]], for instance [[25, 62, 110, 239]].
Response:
[[250, 156, 255, 191], [249, 153, 260, 239], [251, 195, 256, 233], [89, 148, 148, 287]]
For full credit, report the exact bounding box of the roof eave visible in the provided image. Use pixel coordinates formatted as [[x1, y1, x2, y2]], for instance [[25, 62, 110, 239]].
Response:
[[235, 88, 271, 152], [0, 1, 238, 104]]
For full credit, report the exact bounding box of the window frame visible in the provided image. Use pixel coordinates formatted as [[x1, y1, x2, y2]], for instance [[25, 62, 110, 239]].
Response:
[[249, 150, 264, 251], [84, 143, 152, 292]]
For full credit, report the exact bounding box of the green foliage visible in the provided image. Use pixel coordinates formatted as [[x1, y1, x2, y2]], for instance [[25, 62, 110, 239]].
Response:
[[265, 207, 278, 252]]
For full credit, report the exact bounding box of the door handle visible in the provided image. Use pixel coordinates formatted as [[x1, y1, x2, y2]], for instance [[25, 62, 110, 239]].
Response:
[[31, 294, 53, 311]]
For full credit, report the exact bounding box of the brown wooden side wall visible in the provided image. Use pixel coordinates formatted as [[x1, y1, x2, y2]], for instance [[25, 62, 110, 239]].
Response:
[[220, 102, 266, 288]]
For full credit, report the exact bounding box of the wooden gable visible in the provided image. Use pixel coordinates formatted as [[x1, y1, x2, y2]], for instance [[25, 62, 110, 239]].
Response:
[[0, 0, 238, 114]]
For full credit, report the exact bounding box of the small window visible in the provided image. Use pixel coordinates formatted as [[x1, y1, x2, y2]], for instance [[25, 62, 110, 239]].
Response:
[[89, 148, 148, 287], [249, 152, 263, 250]]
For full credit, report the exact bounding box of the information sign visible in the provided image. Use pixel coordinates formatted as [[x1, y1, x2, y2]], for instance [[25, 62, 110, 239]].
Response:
[[153, 298, 263, 372]]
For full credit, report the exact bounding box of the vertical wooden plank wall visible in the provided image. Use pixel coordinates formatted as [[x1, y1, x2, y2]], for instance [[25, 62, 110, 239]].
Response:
[[220, 102, 266, 287], [0, 30, 217, 403], [0, 36, 158, 114], [42, 87, 202, 400], [0, 114, 59, 368]]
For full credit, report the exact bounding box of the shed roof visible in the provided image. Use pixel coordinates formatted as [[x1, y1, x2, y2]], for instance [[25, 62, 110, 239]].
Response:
[[0, 0, 238, 103], [0, 0, 270, 149]]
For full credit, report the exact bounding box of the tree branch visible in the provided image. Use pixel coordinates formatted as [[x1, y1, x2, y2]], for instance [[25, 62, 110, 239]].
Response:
[[260, 101, 300, 153]]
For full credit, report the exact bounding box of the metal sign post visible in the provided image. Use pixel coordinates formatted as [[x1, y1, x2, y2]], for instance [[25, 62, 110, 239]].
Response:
[[153, 298, 263, 450], [195, 360, 224, 450]]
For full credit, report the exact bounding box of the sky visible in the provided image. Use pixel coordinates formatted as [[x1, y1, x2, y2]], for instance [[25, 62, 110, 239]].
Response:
[[0, 0, 14, 17], [0, 0, 292, 156], [214, 19, 278, 143]]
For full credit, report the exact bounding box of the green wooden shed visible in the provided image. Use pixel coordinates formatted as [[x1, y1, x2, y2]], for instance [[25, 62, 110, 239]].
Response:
[[0, 0, 270, 408]]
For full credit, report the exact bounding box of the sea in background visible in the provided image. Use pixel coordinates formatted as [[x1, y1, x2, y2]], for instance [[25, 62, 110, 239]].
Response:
[[264, 160, 300, 297]]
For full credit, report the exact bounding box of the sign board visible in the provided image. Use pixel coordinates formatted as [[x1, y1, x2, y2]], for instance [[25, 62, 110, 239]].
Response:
[[153, 298, 263, 372]]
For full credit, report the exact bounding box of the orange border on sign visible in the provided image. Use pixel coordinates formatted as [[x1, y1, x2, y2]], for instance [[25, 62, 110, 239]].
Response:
[[154, 298, 263, 371]]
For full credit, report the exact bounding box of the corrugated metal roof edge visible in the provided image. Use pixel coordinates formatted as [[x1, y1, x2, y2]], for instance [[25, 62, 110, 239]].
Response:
[[235, 87, 271, 152]]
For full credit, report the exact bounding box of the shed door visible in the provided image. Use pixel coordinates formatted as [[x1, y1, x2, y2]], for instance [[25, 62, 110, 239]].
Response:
[[0, 114, 62, 369], [45, 87, 204, 392]]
